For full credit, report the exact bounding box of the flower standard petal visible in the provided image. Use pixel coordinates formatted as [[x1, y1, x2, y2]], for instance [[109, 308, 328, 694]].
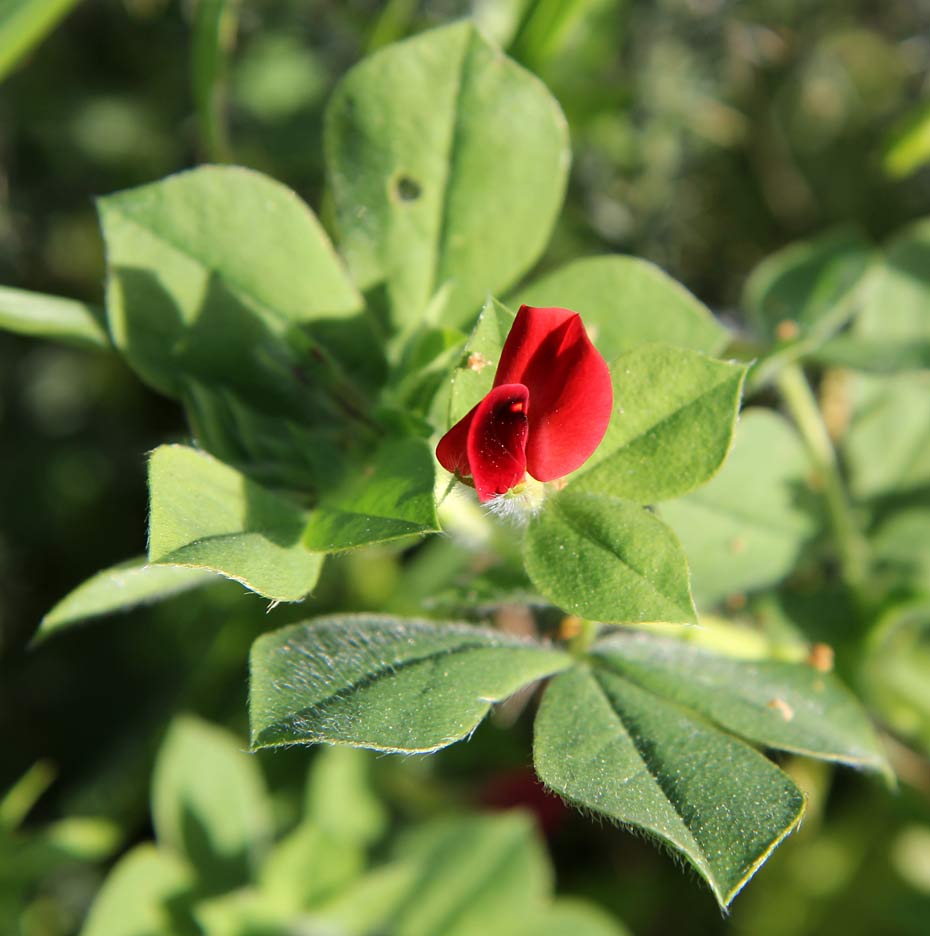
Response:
[[466, 383, 530, 502], [495, 306, 613, 482]]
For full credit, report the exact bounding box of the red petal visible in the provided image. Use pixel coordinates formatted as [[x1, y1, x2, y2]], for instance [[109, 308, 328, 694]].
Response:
[[466, 383, 530, 502], [436, 405, 475, 479], [495, 306, 612, 481]]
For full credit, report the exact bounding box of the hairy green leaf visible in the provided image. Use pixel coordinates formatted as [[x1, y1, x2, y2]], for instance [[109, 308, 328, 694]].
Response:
[[510, 256, 728, 360], [447, 297, 515, 424], [534, 666, 804, 909], [147, 444, 323, 602], [659, 409, 818, 606], [524, 490, 696, 625], [571, 345, 746, 504], [249, 615, 572, 752], [592, 629, 890, 778], [325, 22, 569, 330], [37, 557, 217, 640]]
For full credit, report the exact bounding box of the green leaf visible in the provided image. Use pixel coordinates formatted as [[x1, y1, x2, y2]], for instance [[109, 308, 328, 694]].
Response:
[[744, 228, 875, 346], [98, 165, 361, 402], [37, 556, 217, 640], [872, 507, 930, 589], [325, 22, 569, 331], [152, 716, 271, 891], [845, 371, 930, 500], [570, 345, 746, 503], [0, 285, 109, 350], [533, 665, 805, 909], [80, 844, 193, 936], [0, 0, 80, 82], [305, 746, 388, 848], [523, 490, 696, 625], [249, 615, 572, 752], [387, 813, 551, 936], [510, 256, 729, 360], [592, 629, 890, 778], [882, 98, 930, 179], [147, 444, 323, 602], [524, 899, 631, 936], [659, 409, 819, 607], [447, 296, 515, 424], [303, 438, 440, 551], [821, 219, 930, 372], [864, 602, 930, 757]]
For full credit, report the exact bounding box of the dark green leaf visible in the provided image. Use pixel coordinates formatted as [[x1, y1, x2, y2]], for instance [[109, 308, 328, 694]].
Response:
[[303, 438, 440, 551], [147, 444, 323, 602], [534, 666, 804, 909], [524, 490, 696, 625], [510, 256, 728, 360], [571, 345, 746, 503], [249, 615, 572, 752], [325, 22, 569, 331]]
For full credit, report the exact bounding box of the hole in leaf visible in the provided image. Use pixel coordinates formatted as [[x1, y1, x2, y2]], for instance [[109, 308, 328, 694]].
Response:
[[393, 174, 422, 202]]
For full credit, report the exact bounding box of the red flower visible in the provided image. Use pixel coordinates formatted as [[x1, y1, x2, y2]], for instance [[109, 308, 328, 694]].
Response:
[[437, 306, 613, 502]]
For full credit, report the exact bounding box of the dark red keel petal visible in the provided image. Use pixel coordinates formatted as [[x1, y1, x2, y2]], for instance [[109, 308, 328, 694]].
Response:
[[466, 383, 530, 502], [495, 305, 612, 482]]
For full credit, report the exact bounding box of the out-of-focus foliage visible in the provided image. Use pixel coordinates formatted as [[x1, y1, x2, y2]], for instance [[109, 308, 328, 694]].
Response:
[[2, 1, 930, 935]]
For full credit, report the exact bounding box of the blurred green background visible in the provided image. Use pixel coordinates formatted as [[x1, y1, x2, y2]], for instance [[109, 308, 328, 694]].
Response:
[[2, 1, 930, 934]]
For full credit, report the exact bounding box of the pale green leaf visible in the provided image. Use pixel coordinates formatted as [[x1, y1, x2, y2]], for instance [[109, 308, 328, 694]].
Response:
[[882, 99, 930, 179], [864, 602, 930, 757], [305, 746, 388, 848], [303, 438, 440, 551], [98, 165, 361, 401], [845, 371, 930, 500], [0, 0, 80, 82], [524, 490, 696, 625], [592, 629, 890, 778], [0, 285, 109, 350], [152, 716, 271, 890], [570, 345, 746, 503], [744, 228, 874, 346], [388, 813, 551, 936], [534, 666, 805, 909], [522, 899, 631, 936], [37, 557, 217, 640], [510, 256, 728, 360], [249, 615, 572, 752], [80, 844, 193, 936], [447, 296, 515, 424], [822, 219, 930, 372], [872, 507, 930, 588], [147, 444, 323, 602], [325, 22, 569, 331], [659, 409, 819, 606]]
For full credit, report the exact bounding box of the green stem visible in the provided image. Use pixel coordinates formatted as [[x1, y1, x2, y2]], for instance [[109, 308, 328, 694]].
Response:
[[775, 364, 868, 588]]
